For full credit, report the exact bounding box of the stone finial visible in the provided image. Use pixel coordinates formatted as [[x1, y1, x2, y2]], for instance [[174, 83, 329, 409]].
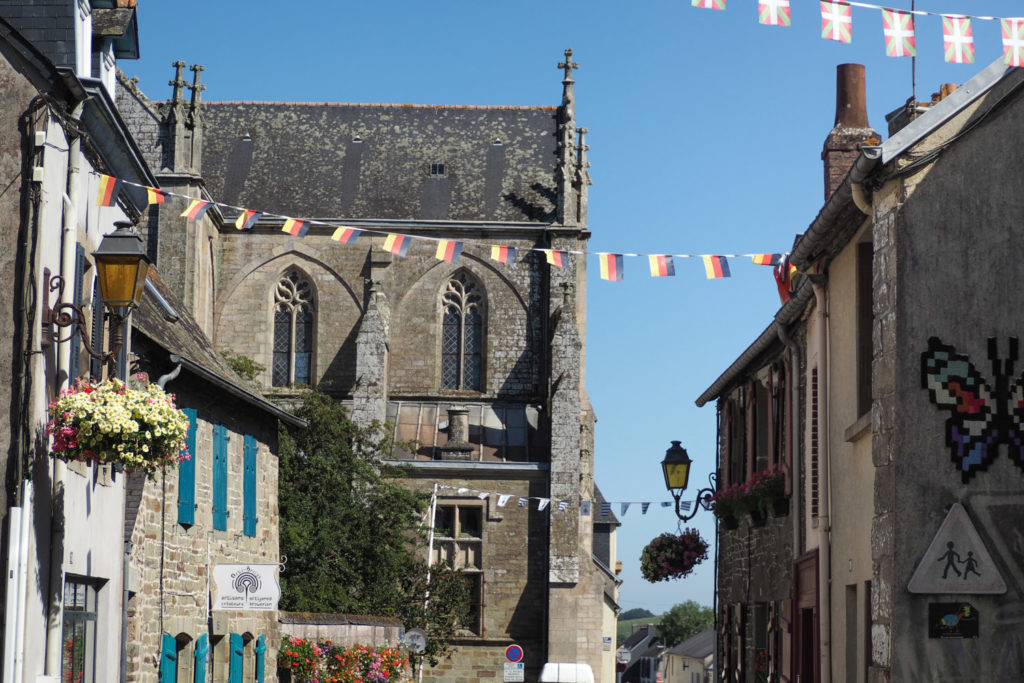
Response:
[[558, 49, 578, 84], [187, 64, 206, 112], [575, 127, 592, 183], [169, 60, 187, 105]]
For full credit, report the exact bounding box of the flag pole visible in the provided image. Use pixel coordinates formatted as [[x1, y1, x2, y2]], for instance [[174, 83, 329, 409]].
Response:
[[418, 483, 439, 683]]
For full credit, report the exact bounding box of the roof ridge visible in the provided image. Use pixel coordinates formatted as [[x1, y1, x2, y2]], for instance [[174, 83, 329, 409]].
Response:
[[203, 100, 557, 111]]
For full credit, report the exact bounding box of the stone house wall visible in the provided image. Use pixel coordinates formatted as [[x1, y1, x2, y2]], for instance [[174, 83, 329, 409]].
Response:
[[125, 371, 280, 683]]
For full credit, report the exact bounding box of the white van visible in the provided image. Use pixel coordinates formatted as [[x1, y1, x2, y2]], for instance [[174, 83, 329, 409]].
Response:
[[539, 663, 595, 683]]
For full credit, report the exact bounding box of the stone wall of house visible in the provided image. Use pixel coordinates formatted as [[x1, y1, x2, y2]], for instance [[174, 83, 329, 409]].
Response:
[[125, 372, 280, 683], [278, 613, 403, 648]]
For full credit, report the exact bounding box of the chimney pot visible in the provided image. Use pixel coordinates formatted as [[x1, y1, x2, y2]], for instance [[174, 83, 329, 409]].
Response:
[[835, 63, 869, 128]]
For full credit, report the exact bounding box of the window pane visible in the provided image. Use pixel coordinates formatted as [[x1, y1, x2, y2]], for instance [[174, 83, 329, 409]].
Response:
[[273, 308, 290, 352], [459, 507, 482, 539], [294, 353, 311, 386], [434, 507, 454, 537], [441, 307, 460, 389], [272, 353, 289, 387], [463, 309, 482, 390]]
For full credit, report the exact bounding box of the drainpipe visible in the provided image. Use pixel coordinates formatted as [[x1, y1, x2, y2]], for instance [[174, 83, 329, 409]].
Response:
[[812, 283, 832, 683], [45, 101, 85, 675], [776, 324, 801, 561]]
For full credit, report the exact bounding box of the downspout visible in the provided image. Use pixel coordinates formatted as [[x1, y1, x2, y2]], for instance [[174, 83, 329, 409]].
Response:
[[812, 284, 832, 683], [775, 325, 801, 561], [45, 101, 85, 675]]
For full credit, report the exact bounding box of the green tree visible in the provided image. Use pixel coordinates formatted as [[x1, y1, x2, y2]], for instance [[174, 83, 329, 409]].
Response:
[[279, 390, 469, 663], [657, 600, 713, 646], [620, 608, 656, 620]]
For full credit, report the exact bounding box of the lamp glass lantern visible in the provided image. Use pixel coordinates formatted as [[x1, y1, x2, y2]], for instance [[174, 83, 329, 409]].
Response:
[[92, 221, 151, 314], [661, 440, 692, 492]]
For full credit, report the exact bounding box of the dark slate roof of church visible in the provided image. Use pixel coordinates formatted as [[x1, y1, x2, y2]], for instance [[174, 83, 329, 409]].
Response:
[[200, 101, 560, 223]]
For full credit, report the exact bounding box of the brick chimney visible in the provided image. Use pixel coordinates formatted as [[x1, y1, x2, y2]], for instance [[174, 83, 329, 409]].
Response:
[[822, 64, 878, 201]]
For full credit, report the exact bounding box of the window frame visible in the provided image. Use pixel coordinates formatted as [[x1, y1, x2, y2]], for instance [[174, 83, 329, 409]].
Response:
[[433, 501, 484, 636], [440, 271, 485, 392], [272, 269, 316, 388], [62, 576, 100, 683]]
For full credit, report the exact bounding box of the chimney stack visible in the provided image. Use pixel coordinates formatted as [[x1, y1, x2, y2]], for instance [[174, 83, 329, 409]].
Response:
[[822, 64, 878, 201], [439, 406, 474, 460]]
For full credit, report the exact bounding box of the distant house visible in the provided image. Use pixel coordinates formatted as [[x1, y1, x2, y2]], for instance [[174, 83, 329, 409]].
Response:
[[661, 628, 713, 683], [621, 624, 662, 683]]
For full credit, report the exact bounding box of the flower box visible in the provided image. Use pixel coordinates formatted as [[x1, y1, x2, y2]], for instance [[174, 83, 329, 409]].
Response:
[[711, 467, 788, 526], [47, 377, 190, 478], [640, 529, 710, 582]]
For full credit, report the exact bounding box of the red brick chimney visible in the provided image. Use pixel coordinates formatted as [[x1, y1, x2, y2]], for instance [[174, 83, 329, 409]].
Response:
[[822, 64, 878, 201]]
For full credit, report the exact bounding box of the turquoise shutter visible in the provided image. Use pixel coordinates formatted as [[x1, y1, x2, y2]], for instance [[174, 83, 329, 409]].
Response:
[[243, 435, 257, 537], [254, 634, 266, 683], [194, 633, 208, 683], [212, 425, 228, 530], [160, 633, 177, 683], [88, 278, 105, 380], [228, 633, 244, 683], [178, 409, 197, 525], [69, 244, 86, 380]]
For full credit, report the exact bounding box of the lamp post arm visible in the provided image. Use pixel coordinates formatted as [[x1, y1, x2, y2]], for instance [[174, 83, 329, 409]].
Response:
[[41, 268, 121, 369], [671, 472, 717, 523]]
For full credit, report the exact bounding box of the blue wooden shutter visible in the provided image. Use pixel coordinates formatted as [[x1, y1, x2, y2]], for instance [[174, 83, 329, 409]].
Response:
[[194, 633, 208, 683], [212, 425, 228, 530], [243, 435, 257, 537], [228, 633, 244, 683], [254, 634, 266, 683], [160, 633, 177, 683], [89, 277, 105, 380], [69, 244, 86, 380], [178, 409, 197, 525]]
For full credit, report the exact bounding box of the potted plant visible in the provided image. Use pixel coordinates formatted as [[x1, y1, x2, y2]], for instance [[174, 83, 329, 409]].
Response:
[[750, 467, 788, 518], [710, 483, 752, 530], [46, 376, 190, 479], [639, 529, 710, 582]]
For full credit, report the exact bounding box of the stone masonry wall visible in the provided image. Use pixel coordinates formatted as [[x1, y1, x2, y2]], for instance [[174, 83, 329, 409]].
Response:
[[405, 474, 549, 682], [125, 373, 280, 683]]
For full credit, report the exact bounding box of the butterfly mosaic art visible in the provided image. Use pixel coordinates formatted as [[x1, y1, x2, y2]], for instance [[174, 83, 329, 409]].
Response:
[[921, 337, 1024, 482]]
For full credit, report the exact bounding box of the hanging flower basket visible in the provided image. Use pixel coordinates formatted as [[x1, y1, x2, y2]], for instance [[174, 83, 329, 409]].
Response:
[[46, 376, 190, 479], [639, 529, 710, 583]]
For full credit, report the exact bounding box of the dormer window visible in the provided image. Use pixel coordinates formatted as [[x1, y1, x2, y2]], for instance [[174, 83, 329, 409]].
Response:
[[430, 162, 446, 177]]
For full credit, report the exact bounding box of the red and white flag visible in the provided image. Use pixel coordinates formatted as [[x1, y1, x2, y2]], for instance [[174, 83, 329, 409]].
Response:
[[942, 16, 974, 64], [759, 0, 790, 27], [820, 2, 852, 43], [1003, 18, 1024, 67], [882, 9, 916, 58]]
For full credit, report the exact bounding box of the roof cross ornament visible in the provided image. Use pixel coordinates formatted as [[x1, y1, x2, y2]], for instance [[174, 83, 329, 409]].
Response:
[[169, 60, 187, 105], [558, 49, 578, 84]]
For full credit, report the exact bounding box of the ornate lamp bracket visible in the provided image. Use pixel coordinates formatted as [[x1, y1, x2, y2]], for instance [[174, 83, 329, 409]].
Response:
[[671, 472, 717, 523]]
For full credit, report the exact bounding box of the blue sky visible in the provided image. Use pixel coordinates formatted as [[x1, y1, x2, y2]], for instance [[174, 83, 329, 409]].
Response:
[[127, 0, 1022, 615]]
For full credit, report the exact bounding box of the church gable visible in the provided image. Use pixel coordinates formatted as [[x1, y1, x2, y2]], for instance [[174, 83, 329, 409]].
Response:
[[199, 102, 559, 222]]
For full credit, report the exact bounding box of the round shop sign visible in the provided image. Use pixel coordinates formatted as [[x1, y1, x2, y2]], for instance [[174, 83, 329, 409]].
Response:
[[505, 644, 524, 662]]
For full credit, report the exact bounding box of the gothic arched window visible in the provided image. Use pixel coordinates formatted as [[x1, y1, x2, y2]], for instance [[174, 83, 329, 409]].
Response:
[[441, 272, 484, 391], [272, 270, 314, 387]]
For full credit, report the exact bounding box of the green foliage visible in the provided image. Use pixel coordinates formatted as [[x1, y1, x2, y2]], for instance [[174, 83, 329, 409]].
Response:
[[657, 600, 714, 647], [219, 349, 265, 382], [620, 607, 655, 621], [279, 390, 470, 664]]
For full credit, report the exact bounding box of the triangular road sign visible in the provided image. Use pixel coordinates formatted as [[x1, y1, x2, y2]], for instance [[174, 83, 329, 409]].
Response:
[[908, 503, 1006, 594]]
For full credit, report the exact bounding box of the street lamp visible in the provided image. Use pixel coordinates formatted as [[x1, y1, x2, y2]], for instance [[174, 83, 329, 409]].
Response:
[[42, 220, 151, 374], [661, 440, 716, 523]]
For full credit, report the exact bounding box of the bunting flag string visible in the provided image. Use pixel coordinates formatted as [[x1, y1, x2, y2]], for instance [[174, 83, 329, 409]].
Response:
[[434, 484, 698, 519], [94, 174, 823, 282], [685, 0, 1024, 67]]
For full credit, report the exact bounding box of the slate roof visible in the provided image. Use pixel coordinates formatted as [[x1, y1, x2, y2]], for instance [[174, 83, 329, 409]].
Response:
[[621, 624, 658, 650], [200, 101, 560, 224], [667, 627, 714, 658], [594, 485, 621, 526]]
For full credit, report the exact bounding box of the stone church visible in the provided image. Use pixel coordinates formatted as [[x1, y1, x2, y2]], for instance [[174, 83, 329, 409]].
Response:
[[118, 51, 615, 682]]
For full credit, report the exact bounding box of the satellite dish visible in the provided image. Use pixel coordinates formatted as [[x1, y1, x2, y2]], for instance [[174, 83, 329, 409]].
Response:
[[403, 628, 427, 653]]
